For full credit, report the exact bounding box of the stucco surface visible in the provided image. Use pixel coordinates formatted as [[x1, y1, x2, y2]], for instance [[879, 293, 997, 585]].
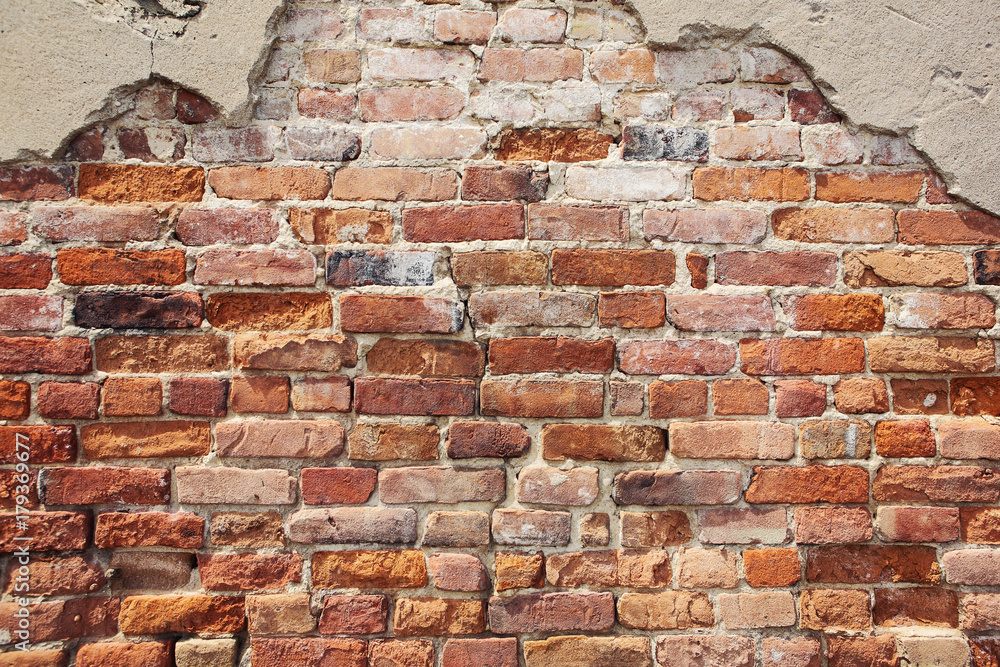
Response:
[[0, 0, 286, 163], [631, 0, 1000, 214]]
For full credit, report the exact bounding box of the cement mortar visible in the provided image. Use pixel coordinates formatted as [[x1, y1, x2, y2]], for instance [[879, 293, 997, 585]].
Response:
[[630, 0, 1000, 215], [0, 0, 286, 163]]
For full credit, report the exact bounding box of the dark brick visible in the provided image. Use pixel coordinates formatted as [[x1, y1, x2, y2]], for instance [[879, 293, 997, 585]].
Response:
[[806, 545, 940, 584], [66, 128, 106, 161], [873, 587, 958, 628], [0, 253, 52, 289], [176, 90, 219, 123], [462, 165, 548, 201], [74, 291, 203, 329], [789, 89, 841, 124], [975, 250, 1000, 285], [326, 250, 434, 287], [0, 337, 92, 375], [447, 421, 531, 458], [169, 378, 228, 417], [687, 254, 709, 289], [0, 166, 74, 201], [622, 126, 709, 162]]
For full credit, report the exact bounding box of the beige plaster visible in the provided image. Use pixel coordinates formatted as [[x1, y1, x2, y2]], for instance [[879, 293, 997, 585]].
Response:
[[631, 0, 1000, 214], [0, 0, 286, 162]]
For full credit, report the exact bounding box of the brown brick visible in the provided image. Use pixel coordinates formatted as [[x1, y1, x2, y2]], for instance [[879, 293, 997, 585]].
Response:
[[291, 376, 349, 411], [489, 592, 613, 634], [961, 507, 1000, 544], [868, 336, 994, 373], [119, 594, 245, 634], [799, 588, 871, 632], [716, 251, 836, 286], [834, 378, 890, 414], [874, 465, 1000, 502], [304, 49, 361, 83], [206, 293, 332, 331], [495, 551, 545, 591], [527, 204, 627, 241], [464, 166, 548, 202], [80, 421, 210, 458], [359, 87, 464, 121], [40, 467, 168, 505], [250, 638, 365, 667], [348, 423, 439, 461], [289, 208, 392, 245], [442, 639, 517, 667], [394, 598, 486, 636], [379, 467, 504, 504], [795, 506, 872, 544], [229, 375, 290, 413], [816, 170, 923, 203], [649, 380, 708, 418], [874, 587, 958, 627], [877, 506, 960, 543], [620, 511, 692, 547], [355, 378, 474, 416], [775, 379, 826, 417], [469, 291, 595, 328], [319, 595, 387, 635], [845, 250, 967, 287], [446, 422, 530, 459], [526, 636, 653, 667], [799, 420, 873, 459], [806, 545, 940, 584], [3, 337, 91, 377], [619, 339, 736, 375], [198, 553, 302, 591], [745, 465, 869, 503], [542, 424, 664, 462], [741, 337, 865, 375], [168, 377, 228, 417], [79, 164, 203, 202], [57, 248, 185, 286], [95, 334, 227, 373], [545, 549, 670, 589], [208, 166, 331, 200], [0, 426, 76, 463], [2, 554, 104, 596], [101, 377, 162, 416], [890, 292, 995, 329], [95, 510, 202, 549], [712, 379, 769, 415], [333, 167, 457, 201], [0, 166, 74, 201], [613, 470, 741, 506], [892, 378, 950, 415], [451, 251, 548, 287], [672, 421, 792, 459], [367, 338, 483, 377], [312, 549, 426, 589], [693, 167, 809, 201], [644, 208, 767, 244], [211, 511, 286, 548], [666, 295, 775, 332], [481, 380, 603, 418], [496, 128, 614, 162], [826, 637, 898, 667], [0, 597, 118, 641]]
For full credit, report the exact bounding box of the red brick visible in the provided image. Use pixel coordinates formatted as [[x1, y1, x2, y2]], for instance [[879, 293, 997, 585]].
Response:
[[613, 470, 742, 506], [447, 422, 530, 459], [208, 166, 331, 200], [0, 254, 50, 288], [480, 48, 583, 83], [741, 337, 865, 375], [429, 552, 489, 591], [876, 506, 960, 543], [788, 88, 840, 123], [552, 249, 674, 286], [37, 381, 99, 418], [0, 597, 118, 642], [33, 205, 159, 242], [176, 89, 219, 122], [355, 378, 475, 416], [41, 466, 168, 505], [57, 247, 185, 286], [496, 128, 614, 162], [195, 248, 315, 286], [598, 292, 665, 328], [716, 250, 836, 286], [649, 380, 708, 418], [480, 380, 603, 418], [216, 420, 342, 459], [709, 380, 767, 415], [688, 253, 710, 289], [319, 595, 388, 635], [79, 164, 203, 202], [775, 379, 826, 417], [250, 638, 365, 667], [744, 548, 801, 587], [168, 377, 227, 417], [489, 337, 614, 374], [2, 554, 103, 596], [0, 425, 76, 464], [619, 339, 736, 375], [610, 382, 644, 416], [806, 545, 940, 584], [671, 421, 792, 459], [340, 295, 463, 333], [94, 510, 203, 548], [442, 639, 517, 667], [0, 511, 90, 552], [0, 337, 90, 375], [816, 170, 923, 203], [0, 469, 39, 509], [926, 170, 955, 203], [402, 204, 522, 242], [693, 167, 809, 201], [119, 595, 245, 634], [745, 465, 869, 503], [0, 295, 61, 331], [302, 468, 377, 505], [784, 293, 885, 331], [0, 381, 29, 420], [875, 420, 936, 457], [898, 209, 1000, 244], [621, 511, 692, 547], [0, 166, 74, 201]]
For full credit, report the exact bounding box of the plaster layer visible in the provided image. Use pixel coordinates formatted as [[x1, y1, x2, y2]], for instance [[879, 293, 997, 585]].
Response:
[[631, 0, 1000, 215], [0, 0, 286, 163]]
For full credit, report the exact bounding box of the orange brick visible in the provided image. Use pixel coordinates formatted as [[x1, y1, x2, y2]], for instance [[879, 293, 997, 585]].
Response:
[[102, 377, 162, 416], [815, 170, 924, 203], [693, 167, 809, 201], [78, 164, 204, 203], [744, 549, 801, 587], [57, 248, 185, 286]]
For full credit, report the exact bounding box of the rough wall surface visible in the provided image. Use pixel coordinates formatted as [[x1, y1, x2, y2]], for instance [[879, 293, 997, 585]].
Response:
[[0, 1, 999, 666]]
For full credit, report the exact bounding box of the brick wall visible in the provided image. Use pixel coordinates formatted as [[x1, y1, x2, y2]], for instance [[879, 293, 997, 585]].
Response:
[[1, 0, 999, 665]]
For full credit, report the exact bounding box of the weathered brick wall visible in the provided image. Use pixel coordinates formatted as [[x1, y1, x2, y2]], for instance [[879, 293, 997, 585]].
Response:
[[1, 1, 999, 665]]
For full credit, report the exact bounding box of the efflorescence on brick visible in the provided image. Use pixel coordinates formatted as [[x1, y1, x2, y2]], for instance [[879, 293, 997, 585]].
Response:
[[0, 0, 999, 665]]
